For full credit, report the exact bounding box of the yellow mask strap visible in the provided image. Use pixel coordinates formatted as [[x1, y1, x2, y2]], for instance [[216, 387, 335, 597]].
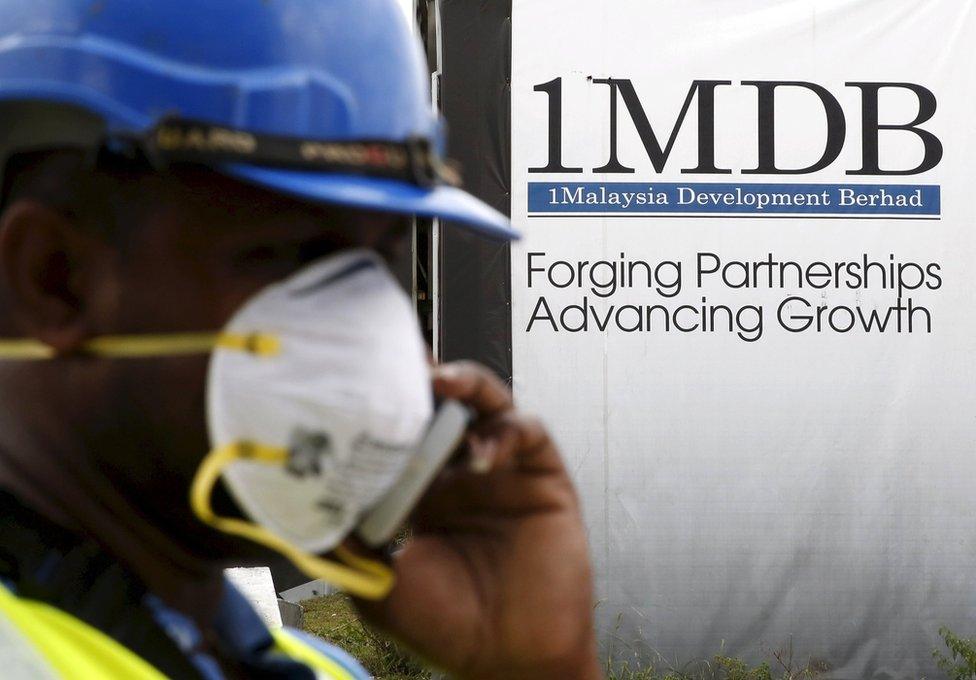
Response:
[[190, 442, 395, 601], [0, 333, 280, 360]]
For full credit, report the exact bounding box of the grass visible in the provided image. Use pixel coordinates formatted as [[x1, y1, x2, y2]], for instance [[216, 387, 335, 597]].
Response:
[[933, 627, 976, 680], [302, 594, 432, 680], [302, 595, 976, 680], [598, 610, 829, 680], [599, 640, 828, 680]]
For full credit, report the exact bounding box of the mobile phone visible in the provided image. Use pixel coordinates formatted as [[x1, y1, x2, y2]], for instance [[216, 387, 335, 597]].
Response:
[[356, 399, 471, 548]]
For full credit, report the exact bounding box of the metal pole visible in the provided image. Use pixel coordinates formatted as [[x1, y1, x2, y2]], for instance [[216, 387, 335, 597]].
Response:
[[429, 0, 444, 360]]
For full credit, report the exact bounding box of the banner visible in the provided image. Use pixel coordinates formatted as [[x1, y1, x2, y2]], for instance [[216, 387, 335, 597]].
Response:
[[510, 2, 976, 677]]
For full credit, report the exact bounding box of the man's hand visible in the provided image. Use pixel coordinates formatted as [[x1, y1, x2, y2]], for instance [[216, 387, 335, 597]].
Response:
[[356, 361, 602, 680]]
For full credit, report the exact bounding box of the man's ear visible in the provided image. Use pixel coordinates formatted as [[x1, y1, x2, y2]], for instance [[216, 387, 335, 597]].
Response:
[[0, 199, 111, 353]]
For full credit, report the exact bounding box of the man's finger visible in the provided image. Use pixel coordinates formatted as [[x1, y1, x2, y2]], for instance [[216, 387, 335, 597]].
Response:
[[468, 411, 564, 474], [415, 469, 577, 523], [433, 361, 513, 417]]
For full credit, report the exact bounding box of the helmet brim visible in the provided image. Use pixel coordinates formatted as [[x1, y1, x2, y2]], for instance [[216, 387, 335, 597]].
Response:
[[223, 164, 519, 241]]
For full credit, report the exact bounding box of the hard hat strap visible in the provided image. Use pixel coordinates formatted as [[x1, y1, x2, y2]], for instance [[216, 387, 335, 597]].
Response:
[[123, 117, 463, 188]]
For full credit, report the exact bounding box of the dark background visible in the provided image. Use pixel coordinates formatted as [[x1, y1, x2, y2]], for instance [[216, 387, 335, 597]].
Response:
[[436, 0, 513, 383]]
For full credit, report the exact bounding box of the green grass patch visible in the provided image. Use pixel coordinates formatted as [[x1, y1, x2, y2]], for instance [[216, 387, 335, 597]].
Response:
[[302, 594, 431, 680], [933, 626, 976, 680], [601, 645, 828, 680], [302, 595, 976, 680]]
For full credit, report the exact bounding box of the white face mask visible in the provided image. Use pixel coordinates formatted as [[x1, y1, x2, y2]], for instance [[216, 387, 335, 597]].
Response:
[[193, 249, 434, 598], [0, 248, 436, 600], [206, 249, 431, 538]]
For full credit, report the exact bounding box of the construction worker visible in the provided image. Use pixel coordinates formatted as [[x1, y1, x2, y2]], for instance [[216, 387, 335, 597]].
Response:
[[0, 0, 601, 678]]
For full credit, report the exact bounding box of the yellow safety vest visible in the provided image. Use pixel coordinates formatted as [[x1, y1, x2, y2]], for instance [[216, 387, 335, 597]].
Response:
[[0, 583, 360, 680]]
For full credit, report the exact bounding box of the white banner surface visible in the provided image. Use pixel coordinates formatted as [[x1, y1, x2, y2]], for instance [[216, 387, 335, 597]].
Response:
[[510, 2, 976, 677]]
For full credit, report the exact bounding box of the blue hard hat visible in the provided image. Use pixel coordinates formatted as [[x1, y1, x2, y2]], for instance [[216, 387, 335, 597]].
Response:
[[0, 0, 516, 240]]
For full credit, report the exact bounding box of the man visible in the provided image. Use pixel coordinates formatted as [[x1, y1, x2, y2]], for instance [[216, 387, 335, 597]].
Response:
[[0, 1, 601, 679]]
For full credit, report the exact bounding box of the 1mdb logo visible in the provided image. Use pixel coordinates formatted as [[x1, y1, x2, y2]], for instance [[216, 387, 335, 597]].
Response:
[[530, 79, 943, 177]]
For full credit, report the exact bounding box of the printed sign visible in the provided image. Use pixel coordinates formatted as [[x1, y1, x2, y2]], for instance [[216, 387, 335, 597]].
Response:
[[510, 2, 975, 678]]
